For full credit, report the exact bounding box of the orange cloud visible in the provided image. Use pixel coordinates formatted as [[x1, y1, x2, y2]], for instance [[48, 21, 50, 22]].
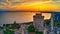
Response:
[[9, 1, 58, 12]]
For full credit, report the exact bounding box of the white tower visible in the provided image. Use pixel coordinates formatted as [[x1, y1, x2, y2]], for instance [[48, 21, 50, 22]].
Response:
[[33, 13, 44, 32]]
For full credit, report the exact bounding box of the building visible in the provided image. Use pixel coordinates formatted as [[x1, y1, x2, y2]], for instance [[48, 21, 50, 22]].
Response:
[[54, 12, 60, 21], [33, 13, 44, 32], [49, 13, 55, 34], [21, 22, 32, 34]]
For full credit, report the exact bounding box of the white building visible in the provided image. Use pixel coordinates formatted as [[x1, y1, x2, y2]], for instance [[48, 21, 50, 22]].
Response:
[[33, 13, 44, 32]]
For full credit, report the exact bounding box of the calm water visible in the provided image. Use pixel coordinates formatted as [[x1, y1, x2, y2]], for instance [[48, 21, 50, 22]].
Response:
[[0, 12, 35, 24], [0, 12, 51, 24]]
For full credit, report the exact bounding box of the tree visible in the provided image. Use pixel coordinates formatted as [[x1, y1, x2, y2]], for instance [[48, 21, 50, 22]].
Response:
[[9, 21, 20, 29], [0, 26, 3, 30], [36, 31, 43, 34], [54, 21, 60, 26], [9, 24, 20, 29], [27, 24, 35, 32], [3, 29, 14, 34], [45, 19, 50, 26]]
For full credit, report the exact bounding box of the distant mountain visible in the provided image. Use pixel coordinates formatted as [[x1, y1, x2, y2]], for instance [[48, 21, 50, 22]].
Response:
[[0, 9, 27, 12], [0, 9, 11, 12]]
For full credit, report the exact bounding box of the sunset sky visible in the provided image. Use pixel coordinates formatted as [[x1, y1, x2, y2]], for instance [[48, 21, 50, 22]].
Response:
[[0, 0, 60, 12]]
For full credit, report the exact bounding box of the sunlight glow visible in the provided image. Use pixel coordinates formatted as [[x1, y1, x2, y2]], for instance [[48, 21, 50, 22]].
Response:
[[9, 1, 58, 11], [0, 0, 60, 11]]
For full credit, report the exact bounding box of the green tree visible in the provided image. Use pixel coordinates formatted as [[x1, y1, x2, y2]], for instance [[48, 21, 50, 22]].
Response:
[[36, 31, 43, 34], [45, 19, 50, 26], [3, 29, 14, 34], [54, 21, 60, 26], [27, 24, 35, 32], [10, 24, 20, 29]]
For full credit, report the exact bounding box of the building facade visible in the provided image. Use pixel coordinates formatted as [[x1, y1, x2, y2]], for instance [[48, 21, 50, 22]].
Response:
[[33, 13, 44, 32], [54, 12, 60, 21]]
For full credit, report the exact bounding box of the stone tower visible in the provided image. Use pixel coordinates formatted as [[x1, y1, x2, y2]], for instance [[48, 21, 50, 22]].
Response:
[[33, 13, 44, 32]]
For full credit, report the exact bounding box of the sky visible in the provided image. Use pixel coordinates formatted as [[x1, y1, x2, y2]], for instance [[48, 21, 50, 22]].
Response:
[[0, 0, 60, 12]]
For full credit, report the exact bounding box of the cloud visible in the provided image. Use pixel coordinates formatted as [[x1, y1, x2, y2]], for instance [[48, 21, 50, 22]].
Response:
[[0, 0, 6, 2], [0, 0, 60, 11], [0, 0, 36, 6], [8, 1, 60, 11], [0, 0, 32, 9]]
